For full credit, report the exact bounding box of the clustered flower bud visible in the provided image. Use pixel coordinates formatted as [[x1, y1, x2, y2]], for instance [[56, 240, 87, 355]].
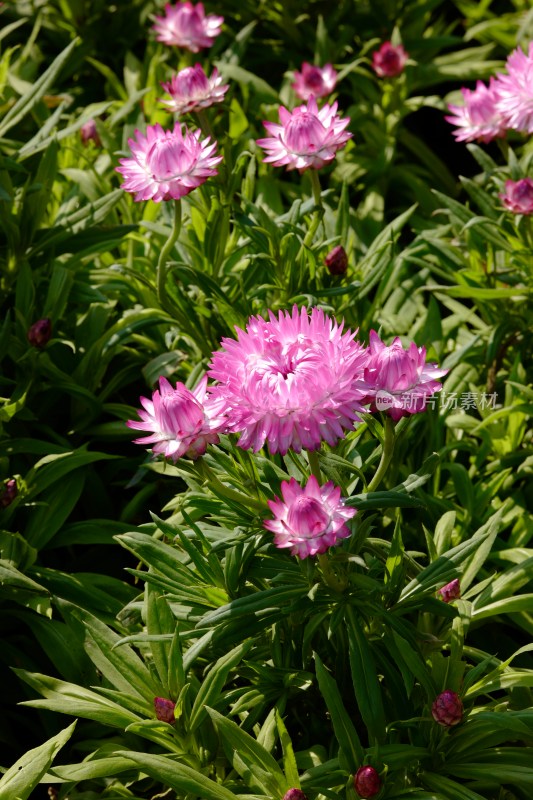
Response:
[[324, 245, 348, 275], [27, 318, 52, 348], [0, 479, 17, 509], [282, 790, 308, 800], [354, 765, 381, 798], [154, 696, 176, 723], [438, 578, 461, 603], [431, 690, 463, 727]]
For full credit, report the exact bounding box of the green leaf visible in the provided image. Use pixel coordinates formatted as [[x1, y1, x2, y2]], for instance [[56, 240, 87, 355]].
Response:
[[189, 639, 252, 731], [345, 607, 386, 743], [0, 722, 76, 800], [276, 710, 300, 787]]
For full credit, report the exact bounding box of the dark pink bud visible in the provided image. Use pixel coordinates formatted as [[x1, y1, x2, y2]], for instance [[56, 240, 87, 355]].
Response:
[[154, 696, 175, 723], [438, 578, 461, 603], [354, 766, 381, 798], [325, 245, 348, 275], [0, 479, 17, 509], [80, 119, 101, 147], [27, 318, 52, 348], [431, 690, 463, 726], [282, 791, 308, 800], [372, 42, 408, 78]]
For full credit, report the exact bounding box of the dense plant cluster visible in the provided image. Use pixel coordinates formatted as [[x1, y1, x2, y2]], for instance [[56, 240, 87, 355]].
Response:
[[1, 1, 533, 799]]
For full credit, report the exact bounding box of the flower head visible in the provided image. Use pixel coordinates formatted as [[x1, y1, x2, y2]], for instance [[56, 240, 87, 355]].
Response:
[[256, 96, 351, 172], [325, 244, 348, 275], [431, 690, 463, 727], [153, 2, 223, 52], [264, 476, 356, 559], [354, 765, 382, 798], [500, 177, 533, 214], [160, 64, 229, 115], [0, 479, 17, 509], [27, 318, 52, 348], [292, 62, 338, 101], [80, 119, 102, 147], [372, 41, 408, 78], [116, 122, 222, 203], [495, 42, 533, 133], [208, 306, 368, 455], [358, 331, 446, 421], [445, 78, 506, 143], [438, 578, 461, 603], [154, 697, 176, 723], [127, 375, 226, 461], [282, 791, 308, 800]]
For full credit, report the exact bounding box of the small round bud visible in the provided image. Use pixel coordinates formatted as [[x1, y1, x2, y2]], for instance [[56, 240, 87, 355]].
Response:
[[354, 765, 381, 798], [437, 578, 461, 603], [0, 479, 18, 509], [27, 318, 52, 348], [154, 696, 176, 724], [282, 791, 308, 800], [325, 245, 348, 275], [80, 119, 102, 147], [431, 690, 463, 727]]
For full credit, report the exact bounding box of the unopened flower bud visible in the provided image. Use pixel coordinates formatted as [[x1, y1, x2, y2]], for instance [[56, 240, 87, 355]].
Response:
[[431, 690, 463, 727], [438, 578, 461, 603], [80, 119, 101, 147], [354, 765, 381, 798], [372, 42, 408, 78], [154, 696, 175, 724], [0, 479, 17, 509], [27, 318, 52, 348], [325, 245, 348, 275], [282, 790, 308, 800]]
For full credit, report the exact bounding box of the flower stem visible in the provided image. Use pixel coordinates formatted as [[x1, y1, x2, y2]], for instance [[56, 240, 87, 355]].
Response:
[[157, 199, 181, 313], [307, 449, 322, 483], [366, 415, 396, 493], [195, 459, 265, 511], [300, 170, 324, 252], [317, 552, 346, 592]]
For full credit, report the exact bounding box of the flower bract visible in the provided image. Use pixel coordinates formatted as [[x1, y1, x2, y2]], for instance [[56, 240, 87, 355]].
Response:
[[500, 177, 533, 214], [264, 476, 356, 558], [292, 62, 338, 101], [372, 41, 408, 78], [495, 42, 533, 133], [208, 306, 368, 454], [153, 2, 223, 52], [160, 64, 229, 115], [445, 78, 506, 143]]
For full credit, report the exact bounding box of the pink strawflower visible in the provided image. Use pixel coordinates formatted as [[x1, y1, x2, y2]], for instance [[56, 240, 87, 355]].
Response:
[[152, 2, 223, 52], [445, 78, 506, 143], [438, 578, 461, 603], [292, 62, 338, 101], [154, 697, 176, 723], [160, 64, 229, 115], [264, 476, 356, 559], [208, 306, 368, 455], [127, 375, 226, 461], [500, 177, 533, 214], [431, 690, 463, 727], [372, 41, 408, 78], [256, 96, 352, 172], [354, 766, 382, 798], [116, 122, 222, 203], [495, 42, 533, 133], [358, 331, 446, 421]]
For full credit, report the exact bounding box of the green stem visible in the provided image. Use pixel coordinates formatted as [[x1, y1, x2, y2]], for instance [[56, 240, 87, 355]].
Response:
[[299, 170, 324, 254], [317, 552, 346, 593], [195, 459, 265, 511], [157, 199, 181, 312], [307, 449, 322, 483], [366, 415, 396, 493]]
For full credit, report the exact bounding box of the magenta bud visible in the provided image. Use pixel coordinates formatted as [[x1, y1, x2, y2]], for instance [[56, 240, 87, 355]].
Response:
[[27, 318, 52, 348], [154, 696, 175, 723], [372, 42, 408, 78], [0, 479, 18, 509], [282, 791, 308, 800], [325, 245, 348, 275], [431, 690, 463, 727], [438, 578, 461, 603], [354, 766, 381, 798], [80, 119, 101, 147]]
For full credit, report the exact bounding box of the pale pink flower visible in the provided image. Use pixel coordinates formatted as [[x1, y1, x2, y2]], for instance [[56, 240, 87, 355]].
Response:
[[358, 330, 446, 421], [208, 306, 368, 455], [256, 96, 352, 172], [445, 78, 506, 143], [292, 62, 338, 101], [500, 177, 533, 214], [160, 64, 229, 115], [495, 42, 533, 133], [116, 122, 222, 203], [372, 41, 408, 78], [264, 476, 356, 559], [153, 2, 223, 53], [127, 375, 226, 461], [438, 578, 461, 603]]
